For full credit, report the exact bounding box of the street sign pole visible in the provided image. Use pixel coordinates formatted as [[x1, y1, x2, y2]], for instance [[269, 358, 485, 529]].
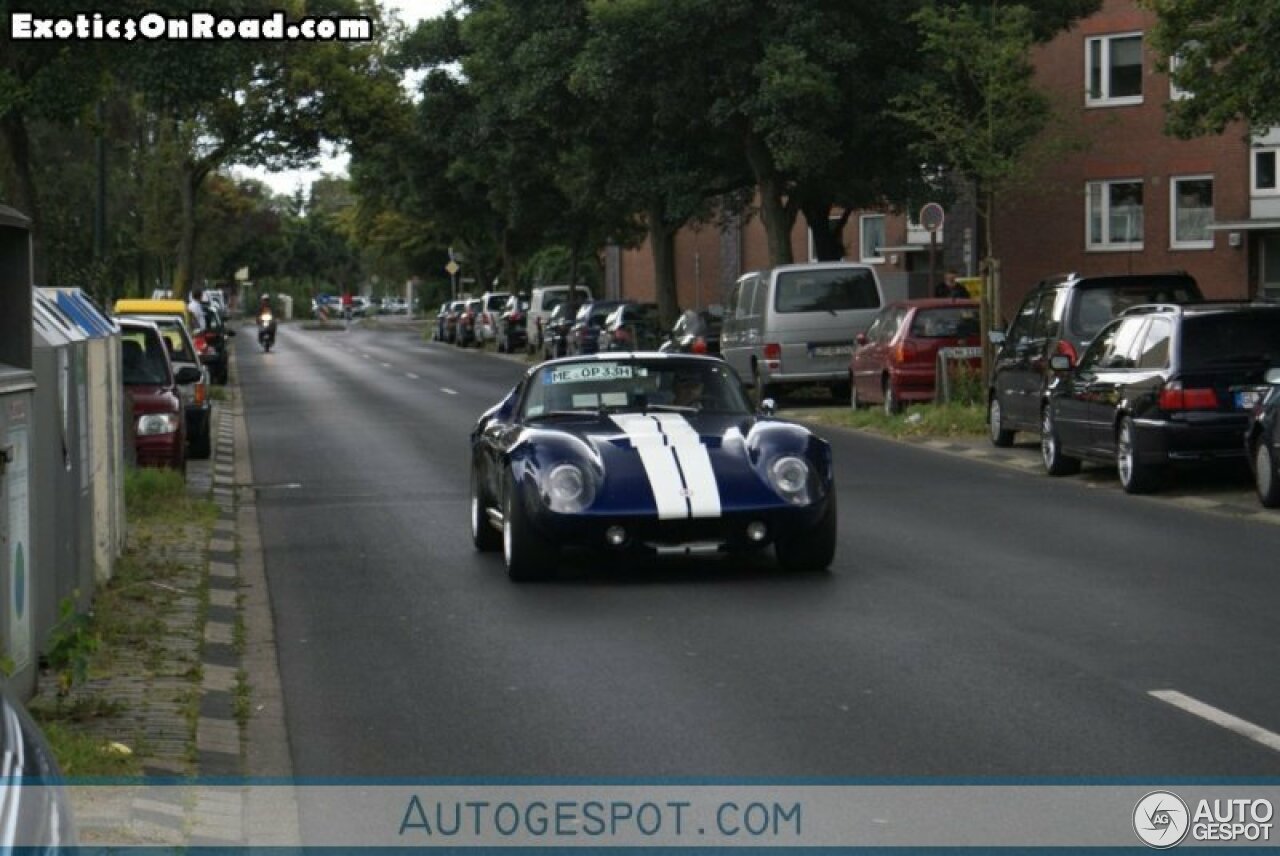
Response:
[[919, 202, 945, 295]]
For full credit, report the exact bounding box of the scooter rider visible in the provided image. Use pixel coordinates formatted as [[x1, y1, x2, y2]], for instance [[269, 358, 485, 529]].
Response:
[[258, 293, 278, 350]]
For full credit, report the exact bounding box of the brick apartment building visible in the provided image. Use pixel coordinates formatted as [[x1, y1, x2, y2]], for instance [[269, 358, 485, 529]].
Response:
[[608, 0, 1280, 318]]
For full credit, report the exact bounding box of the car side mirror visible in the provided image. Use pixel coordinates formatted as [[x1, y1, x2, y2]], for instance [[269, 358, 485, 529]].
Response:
[[175, 366, 202, 385], [855, 333, 868, 346], [989, 330, 1006, 345], [759, 397, 777, 417], [1049, 354, 1073, 372]]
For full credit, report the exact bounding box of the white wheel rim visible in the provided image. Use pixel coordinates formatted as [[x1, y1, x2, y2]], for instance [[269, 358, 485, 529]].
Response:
[[470, 493, 481, 539], [1118, 424, 1134, 485], [990, 400, 1002, 439], [1259, 444, 1274, 498], [1042, 411, 1054, 467], [503, 501, 513, 566]]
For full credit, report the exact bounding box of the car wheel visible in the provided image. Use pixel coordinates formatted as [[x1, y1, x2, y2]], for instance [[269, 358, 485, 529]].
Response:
[[849, 374, 864, 411], [988, 396, 1014, 447], [1254, 437, 1280, 508], [1040, 406, 1080, 476], [775, 489, 837, 572], [471, 466, 501, 552], [883, 381, 900, 416], [1116, 416, 1163, 494], [503, 472, 556, 581]]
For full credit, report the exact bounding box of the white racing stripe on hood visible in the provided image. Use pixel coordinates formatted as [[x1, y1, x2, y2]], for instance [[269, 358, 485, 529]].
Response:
[[611, 413, 723, 520]]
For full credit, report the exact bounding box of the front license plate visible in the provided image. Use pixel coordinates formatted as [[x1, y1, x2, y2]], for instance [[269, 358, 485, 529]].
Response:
[[1235, 390, 1262, 410], [810, 344, 852, 358]]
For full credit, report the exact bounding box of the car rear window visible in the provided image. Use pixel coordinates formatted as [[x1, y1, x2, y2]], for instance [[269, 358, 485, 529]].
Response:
[[121, 331, 171, 385], [486, 296, 508, 310], [1179, 312, 1280, 370], [156, 322, 197, 362], [910, 306, 980, 338], [1069, 280, 1201, 340], [775, 269, 880, 314]]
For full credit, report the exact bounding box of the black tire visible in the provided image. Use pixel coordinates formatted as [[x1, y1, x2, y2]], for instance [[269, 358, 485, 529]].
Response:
[[988, 395, 1014, 447], [471, 466, 501, 551], [883, 381, 900, 416], [189, 422, 212, 460], [1116, 416, 1163, 494], [775, 490, 837, 572], [1040, 406, 1080, 476], [502, 472, 556, 581], [1254, 437, 1280, 508]]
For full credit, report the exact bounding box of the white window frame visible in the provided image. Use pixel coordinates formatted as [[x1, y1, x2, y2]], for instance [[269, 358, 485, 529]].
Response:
[[1170, 175, 1214, 250], [859, 214, 885, 263], [1252, 148, 1280, 196], [1086, 179, 1144, 252], [1086, 32, 1144, 107]]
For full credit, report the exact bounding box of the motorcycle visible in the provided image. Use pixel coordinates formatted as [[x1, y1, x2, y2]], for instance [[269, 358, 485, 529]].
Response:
[[258, 309, 277, 352]]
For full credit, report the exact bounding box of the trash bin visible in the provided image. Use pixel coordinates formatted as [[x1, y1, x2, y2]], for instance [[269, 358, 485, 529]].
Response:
[[0, 206, 38, 699], [32, 292, 92, 655], [46, 288, 122, 585]]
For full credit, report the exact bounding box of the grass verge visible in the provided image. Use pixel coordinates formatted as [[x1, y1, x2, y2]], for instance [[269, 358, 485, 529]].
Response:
[[790, 401, 987, 439]]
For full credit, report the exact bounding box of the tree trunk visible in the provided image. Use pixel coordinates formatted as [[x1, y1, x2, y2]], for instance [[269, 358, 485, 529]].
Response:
[[647, 199, 680, 329], [800, 199, 849, 261], [744, 134, 795, 266], [175, 160, 199, 299], [1, 111, 47, 283]]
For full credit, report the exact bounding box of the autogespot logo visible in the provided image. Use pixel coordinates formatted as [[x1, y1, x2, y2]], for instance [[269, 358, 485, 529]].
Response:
[[1134, 791, 1190, 849]]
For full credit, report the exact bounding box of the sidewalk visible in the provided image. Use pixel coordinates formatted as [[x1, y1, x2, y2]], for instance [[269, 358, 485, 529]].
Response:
[[30, 366, 295, 846]]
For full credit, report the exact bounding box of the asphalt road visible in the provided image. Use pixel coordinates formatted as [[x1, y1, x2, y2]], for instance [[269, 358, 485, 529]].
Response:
[[238, 319, 1280, 779]]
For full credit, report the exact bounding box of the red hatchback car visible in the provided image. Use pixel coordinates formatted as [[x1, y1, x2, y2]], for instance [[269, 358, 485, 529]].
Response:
[[120, 318, 196, 471], [849, 298, 982, 414]]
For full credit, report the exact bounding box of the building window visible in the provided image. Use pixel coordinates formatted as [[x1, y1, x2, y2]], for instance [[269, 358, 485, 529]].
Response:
[[1171, 176, 1213, 249], [860, 214, 885, 263], [1253, 149, 1280, 196], [1087, 33, 1143, 106], [1087, 180, 1144, 251]]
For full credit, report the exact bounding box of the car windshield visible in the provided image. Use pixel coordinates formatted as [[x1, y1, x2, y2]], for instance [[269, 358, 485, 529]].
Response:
[[775, 269, 880, 313], [155, 321, 197, 362], [1069, 280, 1202, 340], [910, 306, 980, 338], [120, 330, 171, 385], [1179, 312, 1280, 370], [521, 360, 750, 419]]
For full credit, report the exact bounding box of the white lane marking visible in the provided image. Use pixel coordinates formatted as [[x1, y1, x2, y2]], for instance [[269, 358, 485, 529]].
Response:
[[406, 373, 420, 380], [611, 413, 722, 519], [362, 353, 372, 359], [441, 388, 458, 395], [1150, 690, 1280, 753]]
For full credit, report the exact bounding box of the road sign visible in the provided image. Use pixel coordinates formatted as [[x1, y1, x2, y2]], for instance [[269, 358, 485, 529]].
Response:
[[919, 202, 945, 232], [445, 261, 460, 276]]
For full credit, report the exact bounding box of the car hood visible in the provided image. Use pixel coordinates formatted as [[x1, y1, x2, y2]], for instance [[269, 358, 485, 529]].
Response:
[[517, 411, 823, 518]]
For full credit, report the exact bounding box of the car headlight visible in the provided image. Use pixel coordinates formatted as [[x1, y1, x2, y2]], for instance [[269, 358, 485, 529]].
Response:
[[768, 455, 814, 505], [137, 413, 179, 436], [542, 463, 595, 513]]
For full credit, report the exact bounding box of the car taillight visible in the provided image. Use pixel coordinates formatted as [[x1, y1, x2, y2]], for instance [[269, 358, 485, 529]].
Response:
[[1158, 381, 1217, 411], [195, 381, 207, 406], [194, 336, 208, 355], [894, 340, 920, 363], [1054, 339, 1078, 365], [692, 337, 708, 354], [763, 343, 782, 361]]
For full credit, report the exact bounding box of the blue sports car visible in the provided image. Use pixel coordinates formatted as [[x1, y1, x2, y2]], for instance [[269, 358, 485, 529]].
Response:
[[470, 353, 837, 580]]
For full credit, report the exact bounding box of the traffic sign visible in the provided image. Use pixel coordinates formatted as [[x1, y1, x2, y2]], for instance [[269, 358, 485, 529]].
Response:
[[445, 261, 460, 276], [919, 202, 945, 232]]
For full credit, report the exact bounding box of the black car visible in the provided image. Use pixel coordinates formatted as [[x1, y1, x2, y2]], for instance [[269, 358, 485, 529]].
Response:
[[1245, 368, 1280, 507], [1041, 302, 1280, 493], [598, 302, 661, 352], [469, 354, 837, 580], [988, 272, 1203, 447], [0, 683, 78, 848], [495, 295, 529, 353], [566, 299, 626, 356], [661, 307, 724, 356]]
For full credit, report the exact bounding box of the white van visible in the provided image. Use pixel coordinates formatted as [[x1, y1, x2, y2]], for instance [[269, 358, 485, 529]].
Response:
[[720, 262, 885, 403], [526, 284, 593, 355]]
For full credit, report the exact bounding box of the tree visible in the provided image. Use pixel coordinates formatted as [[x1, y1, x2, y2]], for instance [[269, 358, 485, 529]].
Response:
[[1143, 0, 1280, 137]]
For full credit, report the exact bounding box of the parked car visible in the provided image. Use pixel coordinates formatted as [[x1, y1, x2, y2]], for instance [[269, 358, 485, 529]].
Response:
[[119, 318, 196, 471], [849, 299, 982, 414], [456, 298, 485, 347], [566, 299, 626, 355], [433, 302, 450, 340], [1041, 302, 1280, 493], [720, 262, 885, 404], [1246, 368, 1280, 507], [476, 291, 513, 344], [599, 302, 661, 352], [495, 295, 529, 353], [194, 301, 234, 385], [527, 284, 593, 355], [469, 354, 837, 580], [114, 300, 212, 459], [661, 307, 724, 356], [541, 302, 575, 360], [441, 299, 466, 344], [987, 271, 1203, 447]]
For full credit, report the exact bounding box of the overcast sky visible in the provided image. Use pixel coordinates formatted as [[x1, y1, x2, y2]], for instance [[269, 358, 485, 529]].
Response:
[[238, 0, 454, 195]]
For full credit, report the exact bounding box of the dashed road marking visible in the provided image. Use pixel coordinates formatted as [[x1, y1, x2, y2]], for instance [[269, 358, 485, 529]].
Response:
[[406, 373, 420, 380], [1150, 690, 1280, 754], [381, 362, 392, 368], [441, 388, 458, 396]]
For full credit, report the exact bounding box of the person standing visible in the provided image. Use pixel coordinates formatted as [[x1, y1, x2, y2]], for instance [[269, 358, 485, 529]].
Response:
[[188, 287, 207, 331], [934, 270, 969, 299]]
